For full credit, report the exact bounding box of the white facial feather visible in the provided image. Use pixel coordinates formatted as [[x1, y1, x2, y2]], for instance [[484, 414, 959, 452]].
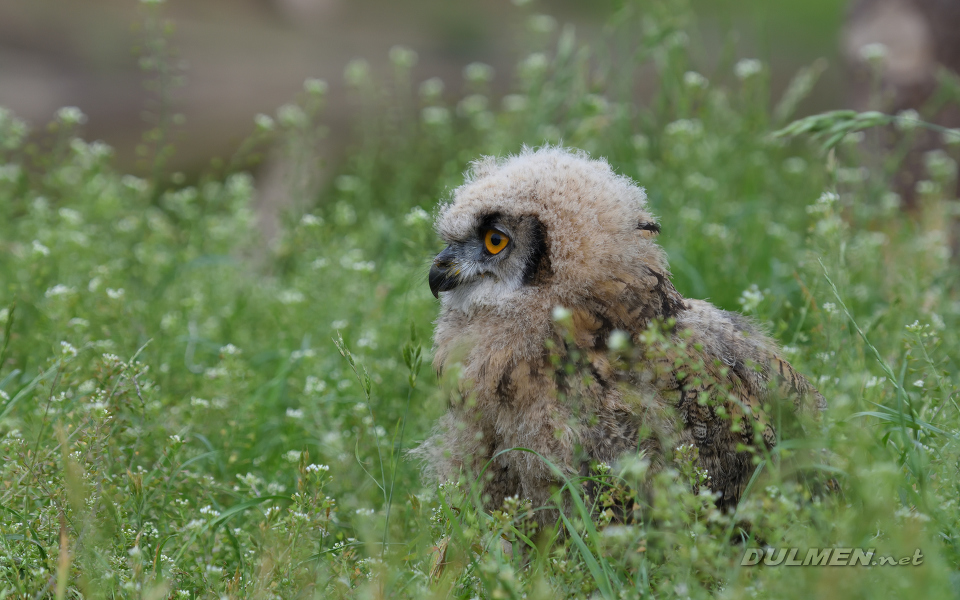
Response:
[[441, 275, 525, 314]]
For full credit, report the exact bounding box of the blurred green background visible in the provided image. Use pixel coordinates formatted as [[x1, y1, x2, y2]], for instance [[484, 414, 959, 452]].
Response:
[[0, 0, 848, 175]]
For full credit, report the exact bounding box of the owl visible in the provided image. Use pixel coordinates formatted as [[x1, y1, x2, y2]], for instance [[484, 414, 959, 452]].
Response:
[[416, 147, 825, 522]]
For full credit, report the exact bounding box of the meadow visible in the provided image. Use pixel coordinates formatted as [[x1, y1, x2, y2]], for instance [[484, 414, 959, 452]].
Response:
[[2, 0, 960, 598]]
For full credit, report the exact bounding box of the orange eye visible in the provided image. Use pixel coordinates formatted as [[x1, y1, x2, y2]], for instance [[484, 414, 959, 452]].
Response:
[[484, 229, 509, 255]]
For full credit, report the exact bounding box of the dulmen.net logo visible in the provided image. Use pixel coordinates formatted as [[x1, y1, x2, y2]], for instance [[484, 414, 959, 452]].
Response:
[[740, 548, 924, 567]]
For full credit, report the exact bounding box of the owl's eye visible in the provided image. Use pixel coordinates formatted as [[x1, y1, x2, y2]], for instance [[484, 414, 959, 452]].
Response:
[[484, 229, 509, 255]]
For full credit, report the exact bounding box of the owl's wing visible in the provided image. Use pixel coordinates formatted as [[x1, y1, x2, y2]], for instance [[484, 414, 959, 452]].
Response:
[[574, 270, 827, 507], [769, 354, 827, 414], [651, 298, 825, 507]]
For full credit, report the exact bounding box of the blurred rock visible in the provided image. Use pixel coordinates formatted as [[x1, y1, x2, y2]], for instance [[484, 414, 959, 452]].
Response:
[[844, 0, 960, 208]]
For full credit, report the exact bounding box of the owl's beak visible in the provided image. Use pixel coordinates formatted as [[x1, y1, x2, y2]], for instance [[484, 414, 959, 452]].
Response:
[[429, 246, 460, 298]]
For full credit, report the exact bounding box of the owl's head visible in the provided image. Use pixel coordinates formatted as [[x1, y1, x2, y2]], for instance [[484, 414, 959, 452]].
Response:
[[430, 147, 668, 312]]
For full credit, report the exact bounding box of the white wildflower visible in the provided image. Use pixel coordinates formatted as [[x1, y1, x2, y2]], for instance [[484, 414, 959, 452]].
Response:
[[277, 104, 307, 128], [56, 106, 88, 125], [807, 191, 839, 215], [278, 289, 305, 305], [703, 223, 730, 241], [463, 62, 494, 84], [303, 77, 329, 95], [344, 59, 371, 86], [45, 284, 74, 298], [502, 94, 528, 112], [32, 240, 50, 256], [734, 58, 762, 80], [106, 288, 125, 300], [917, 180, 942, 195], [685, 172, 717, 191], [352, 261, 375, 272], [457, 94, 489, 117], [388, 46, 418, 69], [300, 213, 322, 227], [520, 53, 549, 77], [305, 376, 327, 395], [930, 313, 945, 330], [894, 506, 931, 522], [664, 118, 703, 137], [121, 174, 148, 192], [404, 206, 431, 226], [683, 71, 708, 88], [738, 284, 764, 313], [419, 77, 444, 99], [237, 472, 265, 488], [58, 207, 83, 224], [679, 207, 702, 222], [291, 348, 315, 360], [0, 164, 22, 183], [254, 113, 274, 131], [881, 191, 901, 213], [837, 167, 867, 183], [924, 149, 957, 181], [608, 330, 630, 351], [204, 366, 227, 379], [632, 134, 650, 152], [858, 43, 887, 63], [944, 128, 960, 146], [421, 106, 450, 126], [220, 343, 240, 355], [818, 191, 839, 205], [286, 407, 304, 419], [895, 109, 921, 131]]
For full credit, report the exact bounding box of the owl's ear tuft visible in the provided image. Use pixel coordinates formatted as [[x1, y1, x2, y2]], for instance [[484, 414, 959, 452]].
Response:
[[637, 221, 661, 237]]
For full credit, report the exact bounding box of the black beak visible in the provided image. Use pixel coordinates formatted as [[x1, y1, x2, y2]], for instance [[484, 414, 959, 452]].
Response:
[[429, 246, 460, 298]]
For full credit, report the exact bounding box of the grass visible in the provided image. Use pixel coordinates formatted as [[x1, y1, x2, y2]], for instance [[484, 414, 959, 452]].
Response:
[[2, 0, 960, 597]]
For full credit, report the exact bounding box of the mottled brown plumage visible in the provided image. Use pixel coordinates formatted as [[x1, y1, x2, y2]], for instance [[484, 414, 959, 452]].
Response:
[[415, 147, 825, 522]]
